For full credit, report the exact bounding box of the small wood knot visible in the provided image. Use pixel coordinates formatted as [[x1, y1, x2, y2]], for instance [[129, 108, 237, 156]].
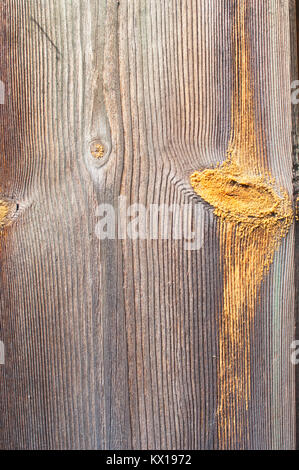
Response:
[[0, 198, 18, 229], [90, 141, 105, 159]]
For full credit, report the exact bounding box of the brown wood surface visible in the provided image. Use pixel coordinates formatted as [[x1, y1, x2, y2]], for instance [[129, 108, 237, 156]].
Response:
[[0, 0, 296, 450], [289, 0, 299, 450]]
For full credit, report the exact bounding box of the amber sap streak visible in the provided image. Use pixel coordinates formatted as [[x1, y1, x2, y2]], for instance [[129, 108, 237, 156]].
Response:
[[0, 201, 11, 229]]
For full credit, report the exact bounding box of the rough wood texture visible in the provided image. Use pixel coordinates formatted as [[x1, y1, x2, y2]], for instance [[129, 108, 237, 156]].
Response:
[[0, 0, 296, 449], [289, 0, 299, 450]]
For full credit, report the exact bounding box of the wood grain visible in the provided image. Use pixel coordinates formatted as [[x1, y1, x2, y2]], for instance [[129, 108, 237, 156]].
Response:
[[0, 0, 296, 449], [289, 0, 299, 450]]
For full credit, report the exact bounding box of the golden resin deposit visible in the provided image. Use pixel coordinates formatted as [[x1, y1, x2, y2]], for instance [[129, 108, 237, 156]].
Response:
[[0, 200, 11, 229]]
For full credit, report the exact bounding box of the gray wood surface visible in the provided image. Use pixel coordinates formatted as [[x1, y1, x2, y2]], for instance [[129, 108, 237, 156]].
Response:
[[0, 0, 296, 449], [289, 0, 299, 450]]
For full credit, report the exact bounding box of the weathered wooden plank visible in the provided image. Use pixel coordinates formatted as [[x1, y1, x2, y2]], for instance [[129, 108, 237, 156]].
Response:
[[289, 0, 299, 450], [0, 0, 296, 450]]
